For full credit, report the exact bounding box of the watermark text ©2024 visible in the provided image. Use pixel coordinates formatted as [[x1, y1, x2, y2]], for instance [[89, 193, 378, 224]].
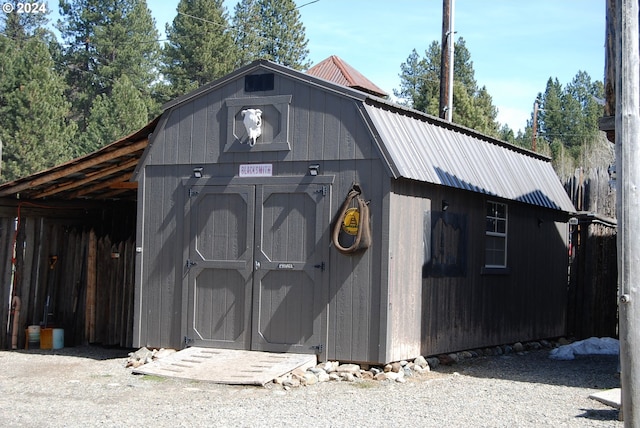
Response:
[[2, 2, 47, 14]]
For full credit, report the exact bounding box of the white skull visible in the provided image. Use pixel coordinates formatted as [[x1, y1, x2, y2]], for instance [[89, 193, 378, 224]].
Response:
[[241, 109, 262, 146]]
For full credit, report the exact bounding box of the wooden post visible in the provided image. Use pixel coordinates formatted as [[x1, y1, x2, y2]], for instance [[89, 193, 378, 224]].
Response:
[[85, 229, 97, 344], [615, 0, 640, 423], [532, 100, 540, 152]]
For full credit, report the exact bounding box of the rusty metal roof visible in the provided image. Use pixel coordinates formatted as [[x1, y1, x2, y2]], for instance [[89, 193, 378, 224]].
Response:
[[363, 100, 576, 212], [306, 55, 388, 98], [0, 117, 158, 201]]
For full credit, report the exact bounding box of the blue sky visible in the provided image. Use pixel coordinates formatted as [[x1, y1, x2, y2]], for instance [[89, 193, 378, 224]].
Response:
[[61, 0, 607, 133], [147, 0, 605, 132]]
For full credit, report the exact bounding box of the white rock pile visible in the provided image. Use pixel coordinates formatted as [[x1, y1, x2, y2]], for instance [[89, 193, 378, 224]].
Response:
[[274, 356, 433, 388], [125, 347, 176, 368], [125, 338, 567, 388]]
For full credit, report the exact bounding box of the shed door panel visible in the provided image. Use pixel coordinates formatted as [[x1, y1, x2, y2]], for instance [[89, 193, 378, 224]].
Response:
[[252, 184, 329, 354], [187, 185, 254, 349], [186, 180, 329, 356]]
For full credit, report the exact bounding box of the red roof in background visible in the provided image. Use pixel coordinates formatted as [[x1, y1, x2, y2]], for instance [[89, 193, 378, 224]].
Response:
[[306, 55, 388, 98]]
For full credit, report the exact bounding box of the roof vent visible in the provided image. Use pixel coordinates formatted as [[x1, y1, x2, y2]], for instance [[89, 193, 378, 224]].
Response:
[[245, 74, 274, 92]]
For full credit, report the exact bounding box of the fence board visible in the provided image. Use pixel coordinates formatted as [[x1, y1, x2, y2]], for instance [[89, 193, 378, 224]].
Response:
[[0, 218, 15, 349], [565, 167, 618, 340]]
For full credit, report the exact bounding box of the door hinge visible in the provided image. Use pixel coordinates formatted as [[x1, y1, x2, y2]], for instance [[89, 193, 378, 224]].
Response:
[[184, 336, 194, 347], [314, 185, 327, 196], [311, 344, 324, 353], [313, 261, 325, 271], [185, 259, 198, 269], [189, 188, 200, 198]]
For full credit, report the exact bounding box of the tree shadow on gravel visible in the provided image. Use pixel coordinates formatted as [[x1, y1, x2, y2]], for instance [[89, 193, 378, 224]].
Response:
[[437, 350, 622, 423], [576, 408, 620, 422], [439, 350, 620, 390], [9, 344, 135, 360]]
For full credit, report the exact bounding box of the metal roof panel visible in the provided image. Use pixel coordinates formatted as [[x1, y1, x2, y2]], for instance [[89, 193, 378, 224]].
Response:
[[364, 102, 576, 212]]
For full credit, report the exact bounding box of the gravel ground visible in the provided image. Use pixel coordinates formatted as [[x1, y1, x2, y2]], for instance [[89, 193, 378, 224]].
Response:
[[0, 346, 622, 427]]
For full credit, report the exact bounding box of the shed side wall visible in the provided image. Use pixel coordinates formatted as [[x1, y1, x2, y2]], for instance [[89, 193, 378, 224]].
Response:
[[390, 179, 569, 357]]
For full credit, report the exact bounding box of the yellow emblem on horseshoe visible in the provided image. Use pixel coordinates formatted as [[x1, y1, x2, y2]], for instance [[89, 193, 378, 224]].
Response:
[[342, 208, 360, 235]]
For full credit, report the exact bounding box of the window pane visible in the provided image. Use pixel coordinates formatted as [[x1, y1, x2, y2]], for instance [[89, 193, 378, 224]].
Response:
[[486, 202, 495, 217], [485, 201, 507, 268], [486, 218, 496, 232], [485, 236, 506, 266]]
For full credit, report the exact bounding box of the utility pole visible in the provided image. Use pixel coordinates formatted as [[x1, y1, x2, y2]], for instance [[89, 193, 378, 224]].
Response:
[[439, 0, 454, 122], [615, 0, 640, 424], [532, 100, 540, 152]]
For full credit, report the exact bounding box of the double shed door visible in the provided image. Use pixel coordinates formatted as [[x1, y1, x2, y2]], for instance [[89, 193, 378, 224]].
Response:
[[185, 177, 330, 356]]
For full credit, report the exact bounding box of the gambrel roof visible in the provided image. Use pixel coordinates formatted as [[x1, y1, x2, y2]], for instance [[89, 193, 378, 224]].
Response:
[[0, 59, 576, 214]]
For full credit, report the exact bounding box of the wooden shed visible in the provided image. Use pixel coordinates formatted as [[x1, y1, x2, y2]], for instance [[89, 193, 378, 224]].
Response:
[[132, 59, 576, 365]]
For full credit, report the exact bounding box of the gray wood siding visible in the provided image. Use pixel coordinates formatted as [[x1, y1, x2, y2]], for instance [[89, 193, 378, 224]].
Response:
[[144, 74, 370, 167], [136, 71, 390, 362], [385, 191, 430, 362], [388, 180, 570, 357], [327, 160, 388, 364], [136, 165, 184, 348]]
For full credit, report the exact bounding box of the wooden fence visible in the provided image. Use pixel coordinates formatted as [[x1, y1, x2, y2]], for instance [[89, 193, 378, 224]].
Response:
[[2, 214, 136, 350], [565, 167, 618, 339]]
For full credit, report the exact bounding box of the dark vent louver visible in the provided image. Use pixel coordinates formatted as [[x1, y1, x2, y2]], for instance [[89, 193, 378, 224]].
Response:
[[245, 74, 274, 92]]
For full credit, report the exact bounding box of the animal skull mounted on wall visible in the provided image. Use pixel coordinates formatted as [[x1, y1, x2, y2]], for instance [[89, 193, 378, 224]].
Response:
[[241, 108, 262, 146]]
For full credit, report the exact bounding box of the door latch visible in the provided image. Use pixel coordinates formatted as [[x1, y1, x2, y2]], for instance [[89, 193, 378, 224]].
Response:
[[313, 262, 325, 271], [186, 259, 198, 269], [255, 260, 261, 271], [314, 185, 327, 196]]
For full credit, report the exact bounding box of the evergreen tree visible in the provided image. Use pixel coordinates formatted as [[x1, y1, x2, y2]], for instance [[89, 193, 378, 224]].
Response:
[[516, 72, 606, 177], [537, 72, 604, 161], [232, 0, 310, 69], [452, 38, 477, 98], [394, 46, 437, 112], [393, 49, 424, 107], [58, 0, 161, 153], [539, 79, 563, 144], [162, 0, 238, 98], [0, 9, 76, 181], [497, 124, 516, 145], [396, 37, 500, 136], [85, 75, 148, 149]]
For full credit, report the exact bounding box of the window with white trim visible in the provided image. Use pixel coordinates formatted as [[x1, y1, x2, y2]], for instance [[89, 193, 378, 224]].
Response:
[[485, 201, 507, 268]]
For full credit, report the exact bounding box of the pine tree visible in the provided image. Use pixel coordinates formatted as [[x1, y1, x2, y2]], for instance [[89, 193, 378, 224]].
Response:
[[396, 38, 500, 136], [232, 0, 310, 69], [452, 38, 477, 99], [58, 0, 161, 154], [519, 72, 606, 176], [162, 0, 238, 99], [84, 75, 149, 150], [394, 45, 439, 113], [393, 49, 426, 108], [537, 73, 604, 162], [0, 9, 76, 181]]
